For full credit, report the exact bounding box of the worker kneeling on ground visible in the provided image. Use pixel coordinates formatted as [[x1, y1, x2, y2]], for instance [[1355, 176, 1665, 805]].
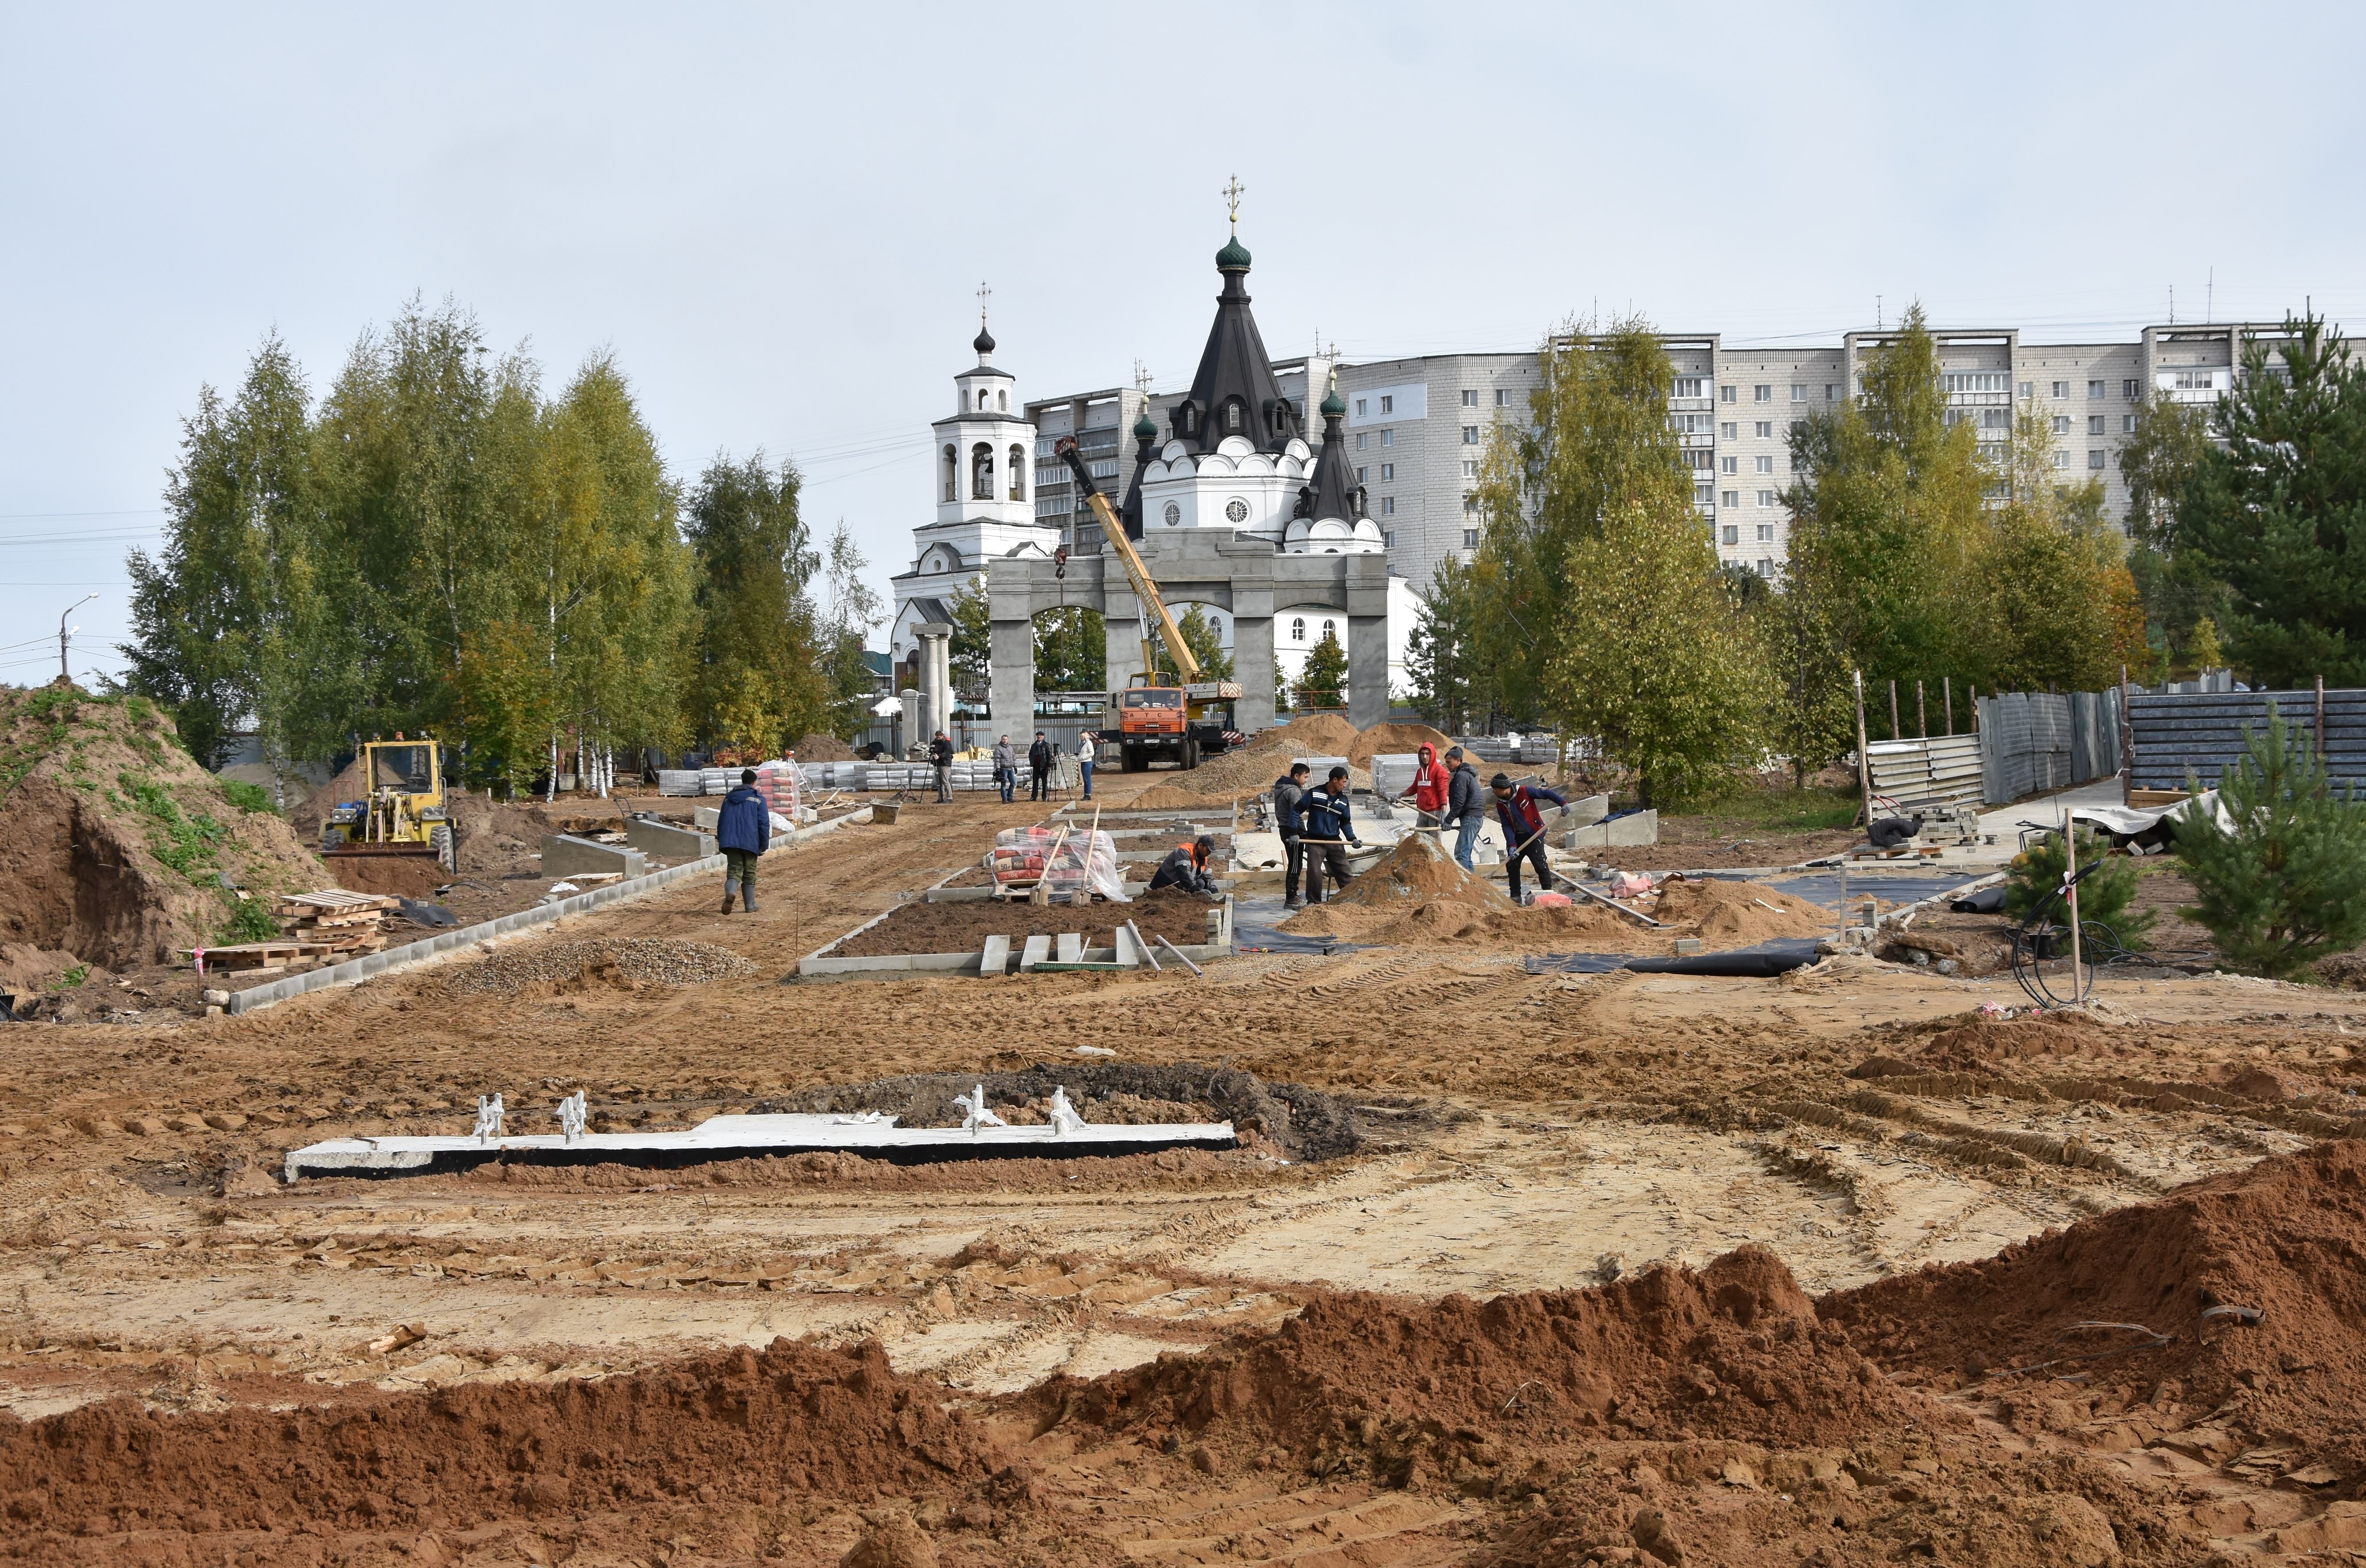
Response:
[[1149, 834, 1222, 898], [1490, 772, 1566, 903], [717, 767, 772, 914], [1301, 766, 1362, 902]]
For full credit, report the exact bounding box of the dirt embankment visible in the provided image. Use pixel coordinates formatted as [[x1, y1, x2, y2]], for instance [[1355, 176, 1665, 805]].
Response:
[[0, 683, 325, 970], [827, 886, 1220, 957], [1825, 1138, 2366, 1469]]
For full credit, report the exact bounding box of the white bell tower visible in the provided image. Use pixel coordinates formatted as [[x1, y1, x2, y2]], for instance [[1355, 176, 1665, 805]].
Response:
[[935, 285, 1035, 528]]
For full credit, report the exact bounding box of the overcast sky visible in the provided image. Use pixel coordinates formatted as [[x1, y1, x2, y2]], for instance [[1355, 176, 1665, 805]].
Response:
[[5, 2, 2361, 687]]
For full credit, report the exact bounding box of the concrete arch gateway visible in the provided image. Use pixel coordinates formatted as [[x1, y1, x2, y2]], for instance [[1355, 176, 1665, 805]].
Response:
[[984, 529, 1393, 733]]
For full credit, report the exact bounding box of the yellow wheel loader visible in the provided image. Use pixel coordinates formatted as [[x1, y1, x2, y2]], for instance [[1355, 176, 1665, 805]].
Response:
[[321, 735, 456, 873]]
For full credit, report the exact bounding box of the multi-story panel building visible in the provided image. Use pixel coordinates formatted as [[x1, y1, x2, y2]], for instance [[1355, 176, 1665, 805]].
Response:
[[1023, 319, 2339, 593]]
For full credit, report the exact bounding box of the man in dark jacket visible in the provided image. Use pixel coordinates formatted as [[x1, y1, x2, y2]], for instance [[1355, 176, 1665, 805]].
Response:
[[1028, 732, 1054, 801], [716, 768, 772, 914], [928, 731, 954, 801], [1300, 766, 1361, 902], [1272, 761, 1311, 909], [992, 734, 1017, 803], [1490, 773, 1566, 901], [1149, 834, 1221, 897], [1442, 747, 1485, 871]]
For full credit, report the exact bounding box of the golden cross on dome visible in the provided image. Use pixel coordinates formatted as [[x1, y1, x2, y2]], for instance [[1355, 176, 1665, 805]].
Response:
[[976, 281, 990, 324], [1223, 175, 1244, 232]]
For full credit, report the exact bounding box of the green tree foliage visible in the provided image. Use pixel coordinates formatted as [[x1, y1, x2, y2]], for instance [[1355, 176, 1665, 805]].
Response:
[[816, 523, 886, 739], [1548, 497, 1770, 808], [682, 452, 821, 757], [1751, 569, 1856, 789], [1783, 307, 1988, 688], [2119, 388, 2223, 661], [1033, 607, 1106, 693], [1294, 628, 1348, 710], [2180, 311, 2366, 685], [1407, 554, 1483, 734], [946, 577, 990, 698], [1966, 402, 2136, 692], [120, 300, 730, 794], [2174, 704, 2366, 977], [1152, 605, 1232, 683], [2003, 828, 2153, 949], [1471, 318, 1696, 721]]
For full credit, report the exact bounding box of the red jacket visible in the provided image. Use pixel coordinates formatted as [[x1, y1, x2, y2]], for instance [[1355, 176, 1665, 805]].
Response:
[[1412, 744, 1450, 811]]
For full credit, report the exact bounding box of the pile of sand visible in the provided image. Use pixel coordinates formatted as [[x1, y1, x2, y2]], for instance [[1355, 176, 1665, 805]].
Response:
[[1647, 876, 1835, 941], [1037, 1246, 1929, 1469], [1346, 720, 1452, 768], [1323, 830, 1507, 910], [0, 684, 327, 969], [793, 731, 859, 761], [1823, 1139, 2366, 1470]]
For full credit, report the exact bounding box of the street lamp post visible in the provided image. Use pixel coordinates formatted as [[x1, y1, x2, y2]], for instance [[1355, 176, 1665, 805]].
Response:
[[58, 593, 97, 683]]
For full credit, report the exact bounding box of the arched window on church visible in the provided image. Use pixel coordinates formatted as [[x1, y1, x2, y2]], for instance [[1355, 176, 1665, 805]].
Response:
[[1008, 445, 1027, 502], [942, 445, 957, 503], [978, 388, 990, 411], [1322, 619, 1337, 642], [971, 443, 994, 501], [1225, 400, 1243, 434], [998, 390, 1008, 412], [1180, 405, 1198, 436], [1290, 617, 1305, 642]]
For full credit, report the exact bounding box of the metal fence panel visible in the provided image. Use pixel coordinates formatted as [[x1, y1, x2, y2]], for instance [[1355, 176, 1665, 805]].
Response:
[[1866, 733, 1985, 810], [2126, 689, 2366, 792]]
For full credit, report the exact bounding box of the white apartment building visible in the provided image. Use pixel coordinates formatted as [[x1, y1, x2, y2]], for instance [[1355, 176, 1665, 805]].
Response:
[[1028, 319, 2309, 590]]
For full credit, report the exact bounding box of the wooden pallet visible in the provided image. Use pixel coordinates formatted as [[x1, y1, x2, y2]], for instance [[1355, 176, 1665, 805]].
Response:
[[2127, 788, 2192, 809], [271, 889, 399, 917]]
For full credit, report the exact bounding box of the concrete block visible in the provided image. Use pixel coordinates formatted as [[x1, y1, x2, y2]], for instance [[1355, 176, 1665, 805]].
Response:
[[1562, 810, 1657, 850], [1293, 755, 1350, 784], [1018, 935, 1051, 972], [542, 834, 648, 880], [1057, 933, 1084, 963], [694, 805, 719, 832], [978, 935, 1011, 977], [1368, 753, 1419, 799], [1565, 793, 1610, 826], [1114, 926, 1141, 968], [626, 818, 715, 860]]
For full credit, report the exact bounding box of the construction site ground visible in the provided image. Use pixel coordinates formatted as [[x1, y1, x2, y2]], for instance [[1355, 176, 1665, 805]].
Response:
[[8, 770, 2366, 1565]]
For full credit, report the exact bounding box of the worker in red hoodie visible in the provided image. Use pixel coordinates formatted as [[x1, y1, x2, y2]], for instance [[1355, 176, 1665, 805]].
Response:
[[1411, 742, 1451, 827]]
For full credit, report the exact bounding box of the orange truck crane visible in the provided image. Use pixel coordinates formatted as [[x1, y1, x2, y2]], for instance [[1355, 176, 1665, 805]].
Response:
[[1054, 436, 1243, 772]]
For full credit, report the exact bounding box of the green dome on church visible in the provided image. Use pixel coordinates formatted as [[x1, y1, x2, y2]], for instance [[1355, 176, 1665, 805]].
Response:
[[1134, 407, 1160, 440], [1320, 386, 1346, 418], [1215, 234, 1252, 270]]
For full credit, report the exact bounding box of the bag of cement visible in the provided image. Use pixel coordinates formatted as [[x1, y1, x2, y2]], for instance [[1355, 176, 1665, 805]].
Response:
[[1368, 752, 1418, 799], [753, 759, 800, 820]]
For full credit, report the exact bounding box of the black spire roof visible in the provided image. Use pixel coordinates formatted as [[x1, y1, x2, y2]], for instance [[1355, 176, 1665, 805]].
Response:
[[1172, 235, 1298, 454], [1116, 408, 1159, 540], [1297, 382, 1367, 524]]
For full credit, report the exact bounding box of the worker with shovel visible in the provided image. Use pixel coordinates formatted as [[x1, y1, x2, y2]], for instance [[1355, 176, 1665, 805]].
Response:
[[1490, 772, 1567, 903], [1441, 746, 1485, 871], [1300, 766, 1362, 902], [717, 768, 772, 914]]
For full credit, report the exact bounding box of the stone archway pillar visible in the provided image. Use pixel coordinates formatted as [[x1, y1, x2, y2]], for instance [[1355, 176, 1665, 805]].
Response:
[[988, 615, 1034, 737], [1347, 615, 1388, 729], [912, 623, 952, 746], [1231, 583, 1276, 734]]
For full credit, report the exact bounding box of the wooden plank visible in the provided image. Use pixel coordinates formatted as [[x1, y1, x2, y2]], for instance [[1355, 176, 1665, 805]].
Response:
[[1018, 935, 1051, 973], [2127, 788, 2191, 808], [978, 935, 1011, 977]]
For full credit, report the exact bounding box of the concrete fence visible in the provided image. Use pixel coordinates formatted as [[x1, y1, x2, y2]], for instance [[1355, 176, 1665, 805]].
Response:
[[1977, 690, 2123, 805]]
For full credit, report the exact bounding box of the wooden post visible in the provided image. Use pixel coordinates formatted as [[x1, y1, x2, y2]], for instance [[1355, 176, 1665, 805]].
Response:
[[1888, 680, 1901, 741], [1944, 676, 1954, 737], [2119, 663, 2134, 805], [2063, 801, 2083, 1005], [1853, 670, 1875, 826], [1917, 680, 1928, 740]]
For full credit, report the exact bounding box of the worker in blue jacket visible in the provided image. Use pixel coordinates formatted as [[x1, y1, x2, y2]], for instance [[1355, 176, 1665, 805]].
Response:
[[1490, 772, 1565, 902], [1299, 766, 1362, 903], [715, 767, 772, 914]]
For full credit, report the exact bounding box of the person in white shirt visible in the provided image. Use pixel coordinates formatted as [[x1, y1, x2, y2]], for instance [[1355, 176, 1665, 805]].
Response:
[[1075, 731, 1096, 800]]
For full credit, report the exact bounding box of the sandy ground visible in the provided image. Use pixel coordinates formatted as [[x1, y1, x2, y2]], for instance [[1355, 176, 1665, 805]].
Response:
[[7, 768, 2366, 1563]]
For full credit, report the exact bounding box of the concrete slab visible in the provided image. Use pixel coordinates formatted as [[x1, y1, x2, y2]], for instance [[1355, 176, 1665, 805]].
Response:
[[1057, 933, 1083, 963], [1563, 810, 1658, 850], [694, 805, 719, 832], [978, 935, 1011, 977], [540, 834, 649, 880], [625, 818, 715, 860], [1018, 935, 1051, 972], [1114, 926, 1141, 968]]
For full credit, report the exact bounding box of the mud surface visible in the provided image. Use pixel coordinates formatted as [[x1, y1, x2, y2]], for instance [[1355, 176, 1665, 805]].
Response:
[[8, 784, 2366, 1562]]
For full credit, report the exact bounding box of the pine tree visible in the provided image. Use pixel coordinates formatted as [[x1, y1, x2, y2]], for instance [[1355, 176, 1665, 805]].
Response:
[[1407, 554, 1483, 733], [2180, 311, 2366, 685], [2175, 703, 2366, 977], [1294, 628, 1349, 710], [682, 451, 821, 757]]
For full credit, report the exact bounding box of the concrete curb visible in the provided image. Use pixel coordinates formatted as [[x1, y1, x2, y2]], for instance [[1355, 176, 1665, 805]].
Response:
[[225, 805, 875, 1017]]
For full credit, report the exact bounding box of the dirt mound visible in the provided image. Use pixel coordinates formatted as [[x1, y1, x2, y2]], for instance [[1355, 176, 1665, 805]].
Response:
[[1649, 877, 1833, 941], [1289, 897, 1647, 949], [0, 684, 327, 968], [1893, 1012, 2122, 1074], [1248, 713, 1361, 757], [0, 1336, 999, 1539], [285, 757, 364, 842], [793, 731, 860, 761], [829, 886, 1217, 958], [1347, 721, 1452, 768], [444, 937, 757, 996], [1042, 1248, 1932, 1478], [1822, 1139, 2366, 1467], [1324, 831, 1509, 910]]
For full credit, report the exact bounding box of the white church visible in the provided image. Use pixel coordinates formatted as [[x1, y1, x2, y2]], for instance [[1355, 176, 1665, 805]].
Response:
[[888, 228, 1416, 715]]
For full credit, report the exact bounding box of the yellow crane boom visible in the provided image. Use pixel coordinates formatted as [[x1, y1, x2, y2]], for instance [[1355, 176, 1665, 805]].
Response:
[[1054, 437, 1198, 683]]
